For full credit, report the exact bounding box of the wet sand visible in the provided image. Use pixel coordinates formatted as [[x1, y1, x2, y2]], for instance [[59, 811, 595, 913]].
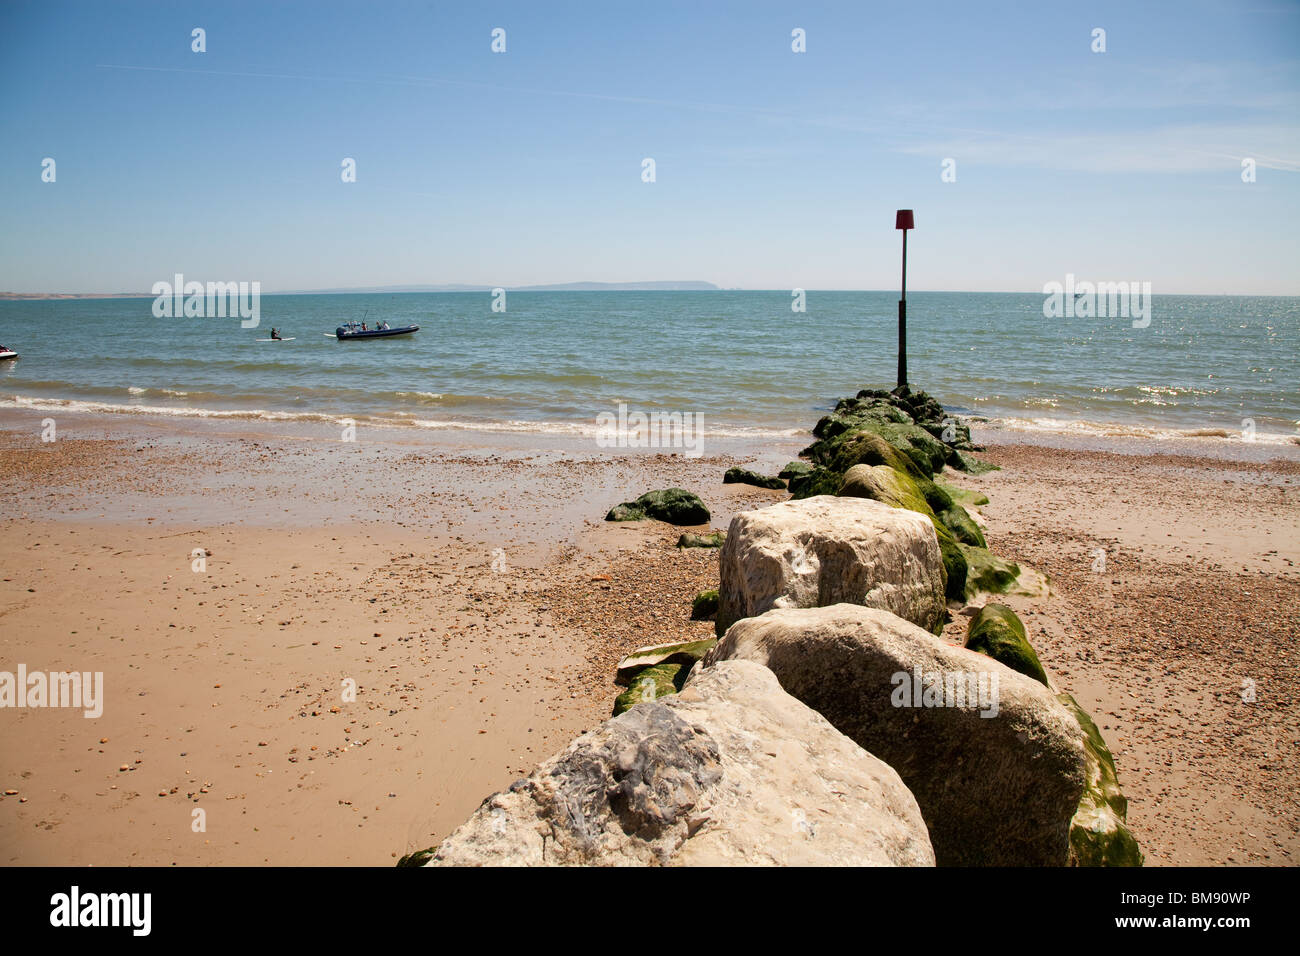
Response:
[[1, 409, 1297, 866], [0, 410, 795, 864]]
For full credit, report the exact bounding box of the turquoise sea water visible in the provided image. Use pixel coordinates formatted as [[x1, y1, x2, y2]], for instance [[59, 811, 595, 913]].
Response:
[[1, 291, 1296, 443]]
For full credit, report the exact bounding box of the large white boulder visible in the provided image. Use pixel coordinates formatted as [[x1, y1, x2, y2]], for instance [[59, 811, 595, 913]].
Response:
[[706, 604, 1089, 866], [716, 495, 945, 635], [427, 660, 935, 867]]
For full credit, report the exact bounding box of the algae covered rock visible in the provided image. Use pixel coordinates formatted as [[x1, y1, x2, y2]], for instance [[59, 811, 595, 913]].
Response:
[[786, 465, 841, 499], [1059, 692, 1144, 867], [614, 638, 719, 713], [819, 428, 925, 479], [397, 847, 436, 867], [606, 488, 710, 525], [677, 531, 725, 548], [637, 488, 710, 524], [856, 386, 974, 452], [936, 534, 968, 603], [807, 421, 944, 479], [615, 637, 718, 686], [717, 496, 946, 635], [823, 434, 965, 526], [807, 402, 953, 479], [778, 461, 813, 481], [937, 481, 989, 509], [919, 416, 975, 450], [966, 603, 1049, 686], [801, 386, 987, 489], [959, 543, 1021, 597], [936, 504, 986, 548], [953, 450, 1000, 475], [613, 661, 690, 715], [690, 590, 719, 621], [958, 546, 1050, 599], [867, 421, 950, 476], [839, 463, 933, 515], [428, 660, 936, 866], [605, 502, 646, 522], [723, 467, 785, 490]]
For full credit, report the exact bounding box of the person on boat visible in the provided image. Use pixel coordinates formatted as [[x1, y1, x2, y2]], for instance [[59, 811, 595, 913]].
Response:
[[380, 321, 390, 330], [361, 322, 368, 331]]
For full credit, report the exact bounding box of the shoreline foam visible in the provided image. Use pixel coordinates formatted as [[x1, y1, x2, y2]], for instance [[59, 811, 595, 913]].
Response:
[[4, 393, 1296, 457]]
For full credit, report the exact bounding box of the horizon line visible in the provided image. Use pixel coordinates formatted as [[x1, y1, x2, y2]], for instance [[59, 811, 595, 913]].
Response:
[[4, 288, 1300, 299]]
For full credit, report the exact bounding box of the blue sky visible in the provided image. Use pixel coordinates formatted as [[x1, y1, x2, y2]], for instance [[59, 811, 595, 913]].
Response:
[[1, 0, 1297, 293]]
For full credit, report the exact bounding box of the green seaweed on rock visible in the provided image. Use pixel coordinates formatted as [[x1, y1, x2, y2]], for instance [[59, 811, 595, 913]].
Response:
[[786, 465, 842, 500], [953, 451, 1000, 475], [937, 504, 986, 548], [691, 589, 719, 620], [937, 482, 989, 509], [612, 661, 690, 716], [605, 489, 710, 525], [959, 543, 1022, 598], [1059, 693, 1144, 867], [723, 467, 785, 490], [605, 503, 647, 522], [965, 603, 1049, 686], [677, 531, 725, 548], [396, 847, 437, 867]]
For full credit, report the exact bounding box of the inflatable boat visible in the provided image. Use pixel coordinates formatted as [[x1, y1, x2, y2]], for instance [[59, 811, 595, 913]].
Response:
[[333, 322, 419, 340]]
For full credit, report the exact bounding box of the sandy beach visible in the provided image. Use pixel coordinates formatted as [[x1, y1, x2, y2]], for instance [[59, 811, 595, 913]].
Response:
[[0, 409, 1296, 866], [0, 410, 798, 864], [944, 438, 1300, 865]]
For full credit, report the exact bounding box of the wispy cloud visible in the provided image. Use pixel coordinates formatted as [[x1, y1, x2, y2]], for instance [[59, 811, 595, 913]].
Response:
[[897, 122, 1300, 173], [96, 61, 1299, 175]]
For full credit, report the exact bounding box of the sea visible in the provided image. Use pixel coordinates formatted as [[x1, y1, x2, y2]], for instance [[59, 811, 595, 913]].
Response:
[[1, 291, 1296, 445]]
